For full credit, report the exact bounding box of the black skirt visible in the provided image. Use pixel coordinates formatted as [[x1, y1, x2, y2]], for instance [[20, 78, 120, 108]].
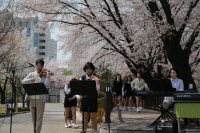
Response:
[[64, 97, 77, 108], [80, 96, 97, 112], [116, 91, 122, 96]]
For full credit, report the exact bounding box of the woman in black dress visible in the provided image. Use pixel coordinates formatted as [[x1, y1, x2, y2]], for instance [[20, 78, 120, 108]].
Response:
[[123, 75, 134, 111], [113, 74, 123, 111], [64, 78, 79, 128]]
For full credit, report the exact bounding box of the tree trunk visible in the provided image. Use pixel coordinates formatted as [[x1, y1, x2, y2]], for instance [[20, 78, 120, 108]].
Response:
[[11, 81, 17, 108], [142, 70, 153, 88], [0, 77, 8, 104], [22, 94, 25, 108], [1, 91, 6, 104], [13, 84, 17, 108], [0, 85, 4, 104]]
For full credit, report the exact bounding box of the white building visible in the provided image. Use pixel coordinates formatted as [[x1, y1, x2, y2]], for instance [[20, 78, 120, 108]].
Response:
[[37, 32, 57, 59], [1, 11, 57, 59]]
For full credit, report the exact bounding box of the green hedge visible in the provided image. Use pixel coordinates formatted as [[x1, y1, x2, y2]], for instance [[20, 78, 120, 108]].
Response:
[[21, 107, 30, 111], [9, 107, 30, 112]]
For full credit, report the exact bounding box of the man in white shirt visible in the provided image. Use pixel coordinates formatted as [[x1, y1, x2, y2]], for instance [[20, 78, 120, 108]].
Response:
[[22, 59, 51, 133]]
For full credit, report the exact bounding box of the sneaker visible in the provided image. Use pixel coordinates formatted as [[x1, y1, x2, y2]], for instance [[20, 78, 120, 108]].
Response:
[[115, 107, 118, 111], [137, 107, 140, 112], [67, 124, 72, 128], [140, 107, 144, 110], [119, 106, 122, 111], [132, 107, 135, 109], [87, 123, 91, 127], [128, 107, 132, 111], [65, 123, 68, 128], [72, 124, 79, 128]]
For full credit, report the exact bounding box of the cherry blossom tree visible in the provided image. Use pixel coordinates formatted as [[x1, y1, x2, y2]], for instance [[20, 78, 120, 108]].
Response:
[[0, 29, 36, 105], [14, 0, 200, 90], [45, 59, 74, 89], [0, 1, 17, 63]]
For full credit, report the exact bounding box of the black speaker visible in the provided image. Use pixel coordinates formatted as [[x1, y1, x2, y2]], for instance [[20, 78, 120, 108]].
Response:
[[155, 120, 178, 133]]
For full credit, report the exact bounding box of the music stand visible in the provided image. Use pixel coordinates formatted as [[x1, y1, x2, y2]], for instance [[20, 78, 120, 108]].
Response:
[[149, 79, 176, 91], [70, 80, 97, 133], [160, 79, 176, 91], [22, 83, 49, 133], [146, 79, 176, 128]]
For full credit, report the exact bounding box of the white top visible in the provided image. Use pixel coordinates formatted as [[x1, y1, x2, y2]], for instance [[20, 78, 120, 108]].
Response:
[[131, 78, 145, 91], [64, 84, 79, 98], [22, 71, 51, 102]]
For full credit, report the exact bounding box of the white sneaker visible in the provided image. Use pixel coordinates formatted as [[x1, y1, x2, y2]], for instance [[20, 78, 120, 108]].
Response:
[[115, 107, 118, 111], [72, 124, 78, 128], [65, 123, 68, 128], [140, 107, 144, 110], [128, 107, 132, 111], [137, 107, 140, 112], [67, 124, 72, 128], [132, 107, 135, 109], [119, 106, 122, 111]]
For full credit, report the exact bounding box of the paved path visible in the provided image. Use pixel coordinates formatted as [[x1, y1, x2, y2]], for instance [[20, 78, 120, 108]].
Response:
[[100, 107, 159, 132], [0, 103, 94, 133]]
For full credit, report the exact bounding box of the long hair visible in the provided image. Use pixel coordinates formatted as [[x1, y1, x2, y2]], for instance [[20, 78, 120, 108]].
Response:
[[114, 74, 122, 82], [126, 75, 133, 82]]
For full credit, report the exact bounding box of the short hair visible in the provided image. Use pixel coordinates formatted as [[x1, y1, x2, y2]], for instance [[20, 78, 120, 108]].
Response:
[[169, 68, 179, 77], [35, 59, 44, 66], [136, 71, 142, 77], [83, 62, 95, 72]]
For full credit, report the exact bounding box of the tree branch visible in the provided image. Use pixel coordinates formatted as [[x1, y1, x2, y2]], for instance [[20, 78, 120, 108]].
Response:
[[184, 22, 200, 56], [147, 1, 163, 21], [178, 0, 200, 40], [159, 0, 174, 25]]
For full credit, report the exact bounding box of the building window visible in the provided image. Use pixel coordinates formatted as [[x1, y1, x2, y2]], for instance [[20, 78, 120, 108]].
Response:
[[26, 21, 28, 26], [39, 40, 45, 43], [27, 28, 31, 37], [39, 52, 45, 55], [22, 21, 25, 26], [39, 33, 45, 36], [39, 46, 45, 49], [18, 21, 22, 27]]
